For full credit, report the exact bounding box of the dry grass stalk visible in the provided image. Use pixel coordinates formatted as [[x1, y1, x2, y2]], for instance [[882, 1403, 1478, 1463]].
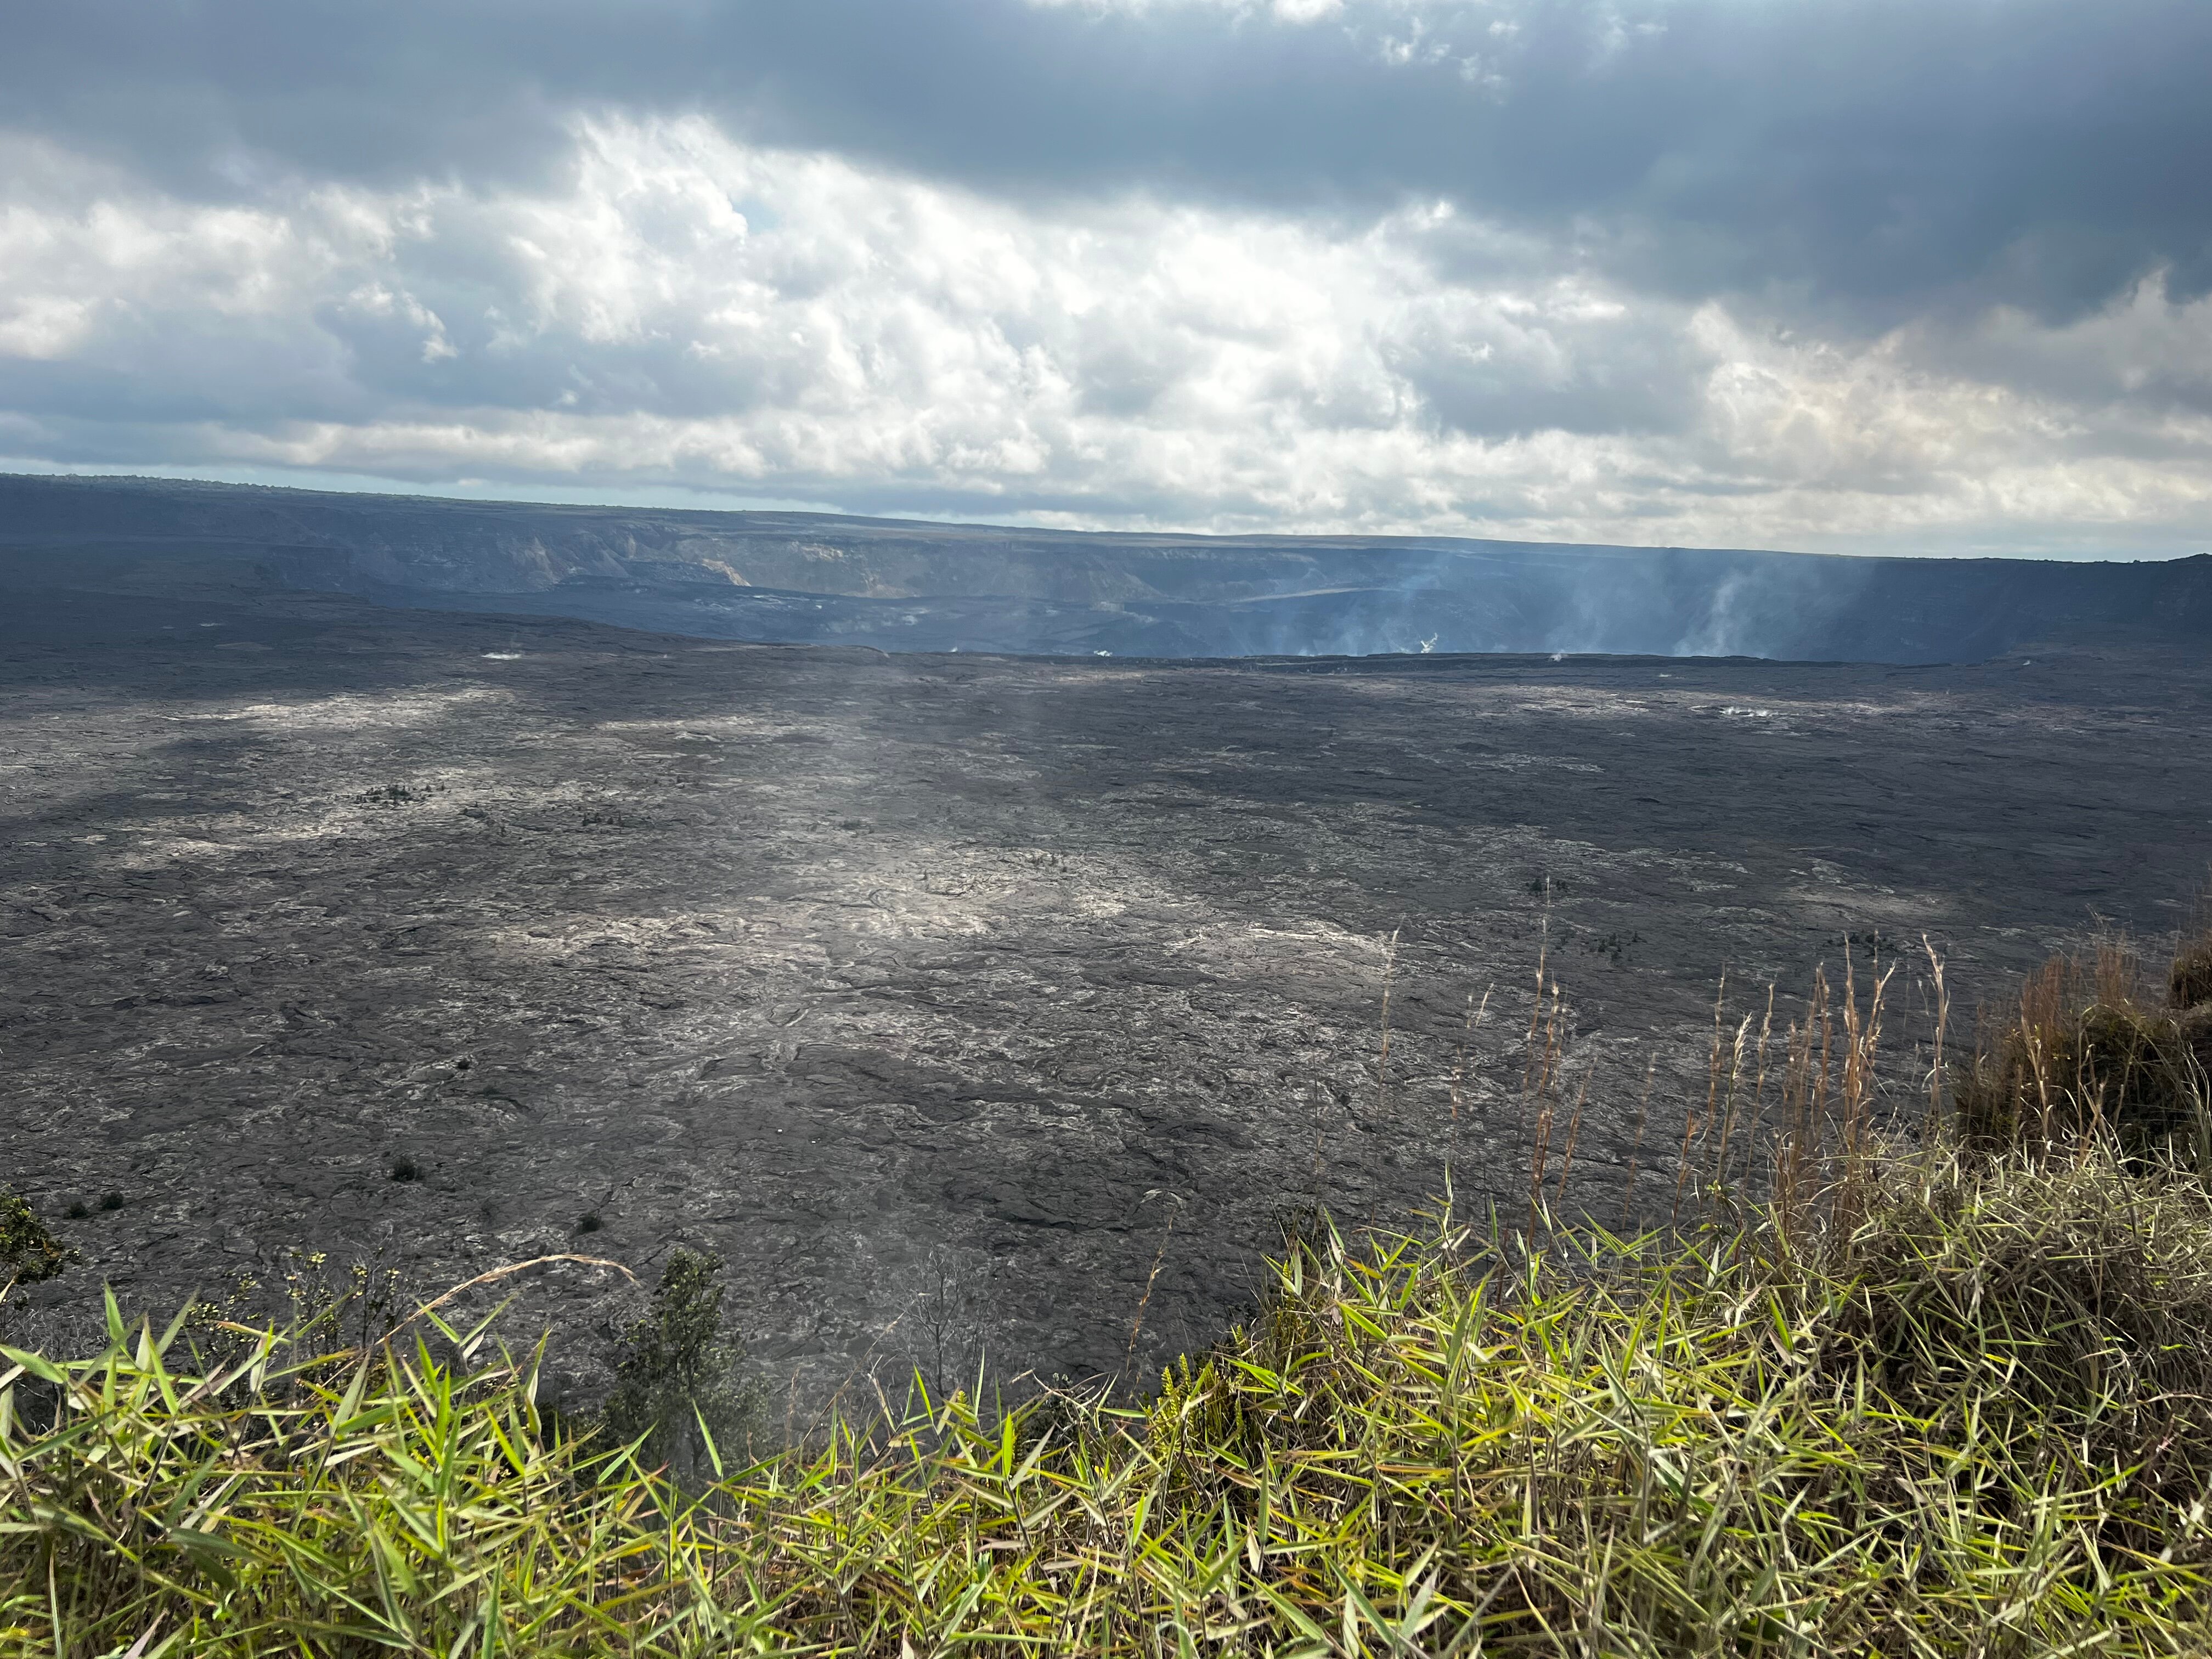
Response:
[[1955, 937, 2212, 1157]]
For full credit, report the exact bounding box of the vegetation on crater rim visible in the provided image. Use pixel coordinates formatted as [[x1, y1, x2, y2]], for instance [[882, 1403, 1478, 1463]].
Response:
[[5, 921, 2212, 1655]]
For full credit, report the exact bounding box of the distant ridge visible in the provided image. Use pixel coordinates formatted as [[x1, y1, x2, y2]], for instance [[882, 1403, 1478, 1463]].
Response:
[[3, 471, 2208, 663]]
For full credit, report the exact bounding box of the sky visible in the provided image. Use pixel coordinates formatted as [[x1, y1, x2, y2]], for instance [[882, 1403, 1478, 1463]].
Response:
[[4, 0, 2211, 557]]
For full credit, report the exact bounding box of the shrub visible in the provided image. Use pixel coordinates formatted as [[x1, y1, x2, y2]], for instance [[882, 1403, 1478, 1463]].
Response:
[[0, 1186, 76, 1293], [181, 1250, 413, 1377], [1837, 1147, 2212, 1508], [599, 1249, 765, 1487], [2174, 939, 2212, 1010], [1954, 944, 2211, 1154]]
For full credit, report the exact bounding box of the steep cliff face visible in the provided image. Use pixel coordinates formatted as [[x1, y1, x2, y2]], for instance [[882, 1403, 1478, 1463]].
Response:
[[4, 471, 2209, 662]]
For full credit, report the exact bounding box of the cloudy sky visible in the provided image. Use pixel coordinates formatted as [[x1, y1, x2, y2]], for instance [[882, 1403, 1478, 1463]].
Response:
[[4, 0, 2211, 555]]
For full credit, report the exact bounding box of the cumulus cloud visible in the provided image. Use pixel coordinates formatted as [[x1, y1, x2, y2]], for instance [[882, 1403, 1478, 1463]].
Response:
[[2, 1, 2210, 554]]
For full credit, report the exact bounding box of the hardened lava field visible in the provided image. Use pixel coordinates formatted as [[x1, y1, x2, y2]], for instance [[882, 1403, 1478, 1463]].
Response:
[[5, 591, 2211, 1402]]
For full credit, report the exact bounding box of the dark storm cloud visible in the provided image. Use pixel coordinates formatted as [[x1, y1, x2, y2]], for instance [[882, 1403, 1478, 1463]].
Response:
[[7, 0, 2211, 326], [5, 0, 2211, 554]]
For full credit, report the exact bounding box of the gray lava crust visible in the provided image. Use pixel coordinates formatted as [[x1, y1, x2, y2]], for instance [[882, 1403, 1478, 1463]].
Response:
[[5, 590, 2212, 1407]]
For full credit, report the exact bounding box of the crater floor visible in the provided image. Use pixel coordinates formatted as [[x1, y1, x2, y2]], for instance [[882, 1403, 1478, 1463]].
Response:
[[6, 592, 2211, 1404]]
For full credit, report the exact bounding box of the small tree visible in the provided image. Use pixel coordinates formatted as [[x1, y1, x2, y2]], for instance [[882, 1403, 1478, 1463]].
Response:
[[601, 1249, 764, 1487]]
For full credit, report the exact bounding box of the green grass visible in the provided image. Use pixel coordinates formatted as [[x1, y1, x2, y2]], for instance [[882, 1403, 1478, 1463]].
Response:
[[10, 929, 2212, 1655], [10, 1143, 2212, 1655]]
